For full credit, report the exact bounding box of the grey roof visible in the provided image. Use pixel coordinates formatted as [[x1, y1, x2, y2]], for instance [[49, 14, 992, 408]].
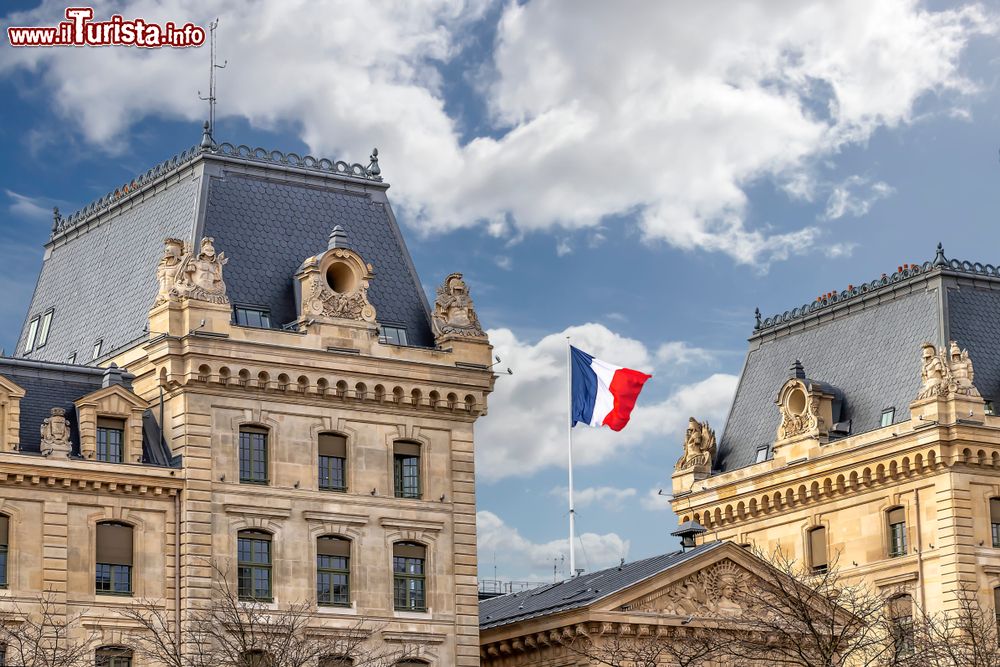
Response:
[[718, 249, 1000, 473], [479, 542, 723, 630], [16, 139, 433, 363], [0, 357, 175, 466]]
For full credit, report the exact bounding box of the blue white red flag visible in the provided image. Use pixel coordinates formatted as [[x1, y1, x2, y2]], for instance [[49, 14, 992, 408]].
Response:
[[570, 346, 652, 432]]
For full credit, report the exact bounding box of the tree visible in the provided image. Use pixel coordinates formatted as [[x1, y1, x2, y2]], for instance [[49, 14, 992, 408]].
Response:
[[0, 591, 97, 667], [899, 585, 1000, 667], [562, 624, 723, 667], [121, 560, 424, 667]]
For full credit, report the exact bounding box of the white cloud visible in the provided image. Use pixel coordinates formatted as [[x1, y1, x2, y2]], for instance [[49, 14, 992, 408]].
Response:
[[0, 1, 990, 266], [478, 323, 738, 481], [6, 190, 51, 221], [555, 238, 572, 257], [640, 488, 673, 512], [655, 341, 715, 366], [494, 255, 512, 270], [477, 510, 628, 580], [549, 485, 637, 511], [823, 176, 896, 220]]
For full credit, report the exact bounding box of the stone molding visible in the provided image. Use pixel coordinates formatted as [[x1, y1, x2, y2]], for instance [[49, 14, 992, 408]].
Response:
[[0, 375, 25, 453], [74, 384, 148, 463]]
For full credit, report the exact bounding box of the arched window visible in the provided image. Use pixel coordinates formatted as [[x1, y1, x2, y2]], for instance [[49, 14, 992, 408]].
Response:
[[393, 542, 426, 612], [319, 433, 347, 492], [393, 441, 421, 499], [96, 522, 133, 595], [317, 536, 350, 607], [808, 526, 828, 574], [0, 513, 8, 589], [239, 426, 269, 484], [96, 417, 126, 463], [240, 650, 272, 667], [237, 530, 272, 601], [886, 507, 907, 558], [888, 594, 913, 657], [991, 498, 1000, 548], [96, 646, 133, 667]]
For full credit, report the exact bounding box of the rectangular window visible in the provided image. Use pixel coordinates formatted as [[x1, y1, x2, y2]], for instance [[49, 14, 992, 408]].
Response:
[[991, 499, 1000, 548], [754, 446, 769, 464], [379, 325, 408, 346], [881, 408, 895, 428], [36, 309, 54, 348], [92, 339, 103, 360], [810, 526, 828, 574], [24, 316, 39, 354], [888, 508, 907, 558], [96, 418, 125, 464], [239, 428, 269, 484], [234, 306, 272, 329], [238, 532, 272, 601], [394, 442, 421, 499], [318, 434, 347, 491], [393, 545, 426, 612], [890, 596, 914, 657], [0, 515, 8, 589], [317, 537, 351, 607], [67, 352, 77, 364], [96, 522, 133, 595]]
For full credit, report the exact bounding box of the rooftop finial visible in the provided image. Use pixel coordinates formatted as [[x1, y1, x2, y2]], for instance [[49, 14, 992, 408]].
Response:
[[367, 147, 381, 178], [101, 362, 127, 389], [933, 242, 948, 268], [790, 359, 806, 379], [200, 120, 213, 150], [328, 225, 348, 250], [754, 307, 762, 329], [51, 207, 61, 233]]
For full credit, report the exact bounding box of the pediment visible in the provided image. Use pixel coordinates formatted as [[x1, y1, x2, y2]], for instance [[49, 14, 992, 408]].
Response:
[[75, 384, 147, 412], [0, 374, 26, 400], [612, 557, 754, 617]]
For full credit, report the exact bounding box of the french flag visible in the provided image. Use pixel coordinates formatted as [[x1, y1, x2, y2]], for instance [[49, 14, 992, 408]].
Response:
[[571, 346, 652, 432]]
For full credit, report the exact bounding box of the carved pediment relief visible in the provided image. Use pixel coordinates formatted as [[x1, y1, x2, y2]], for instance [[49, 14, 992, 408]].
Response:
[[295, 228, 377, 325], [621, 559, 751, 617]]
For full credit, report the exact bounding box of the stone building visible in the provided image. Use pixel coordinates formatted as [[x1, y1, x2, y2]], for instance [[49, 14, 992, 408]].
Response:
[[2, 132, 494, 665], [672, 246, 1000, 623]]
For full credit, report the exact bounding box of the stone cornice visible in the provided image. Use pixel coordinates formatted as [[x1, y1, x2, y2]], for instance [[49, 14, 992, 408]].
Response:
[[0, 457, 180, 497], [379, 517, 445, 533], [302, 510, 368, 526], [222, 504, 292, 520]]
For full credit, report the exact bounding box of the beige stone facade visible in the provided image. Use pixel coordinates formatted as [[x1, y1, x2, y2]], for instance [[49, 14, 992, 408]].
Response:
[[1, 142, 496, 665], [671, 339, 1000, 618]]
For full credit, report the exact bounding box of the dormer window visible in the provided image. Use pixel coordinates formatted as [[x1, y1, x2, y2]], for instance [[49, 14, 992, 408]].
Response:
[[234, 306, 272, 329], [92, 339, 103, 360], [24, 316, 39, 354], [379, 325, 408, 346], [36, 309, 54, 348], [96, 418, 126, 463], [754, 446, 769, 464], [881, 408, 895, 428]]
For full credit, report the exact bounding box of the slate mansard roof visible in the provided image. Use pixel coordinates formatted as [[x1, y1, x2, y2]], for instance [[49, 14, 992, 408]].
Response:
[[15, 140, 435, 364], [479, 542, 723, 630], [717, 248, 1000, 473], [0, 357, 174, 466]]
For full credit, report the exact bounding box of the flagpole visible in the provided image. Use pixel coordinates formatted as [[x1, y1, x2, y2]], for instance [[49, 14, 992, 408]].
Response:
[[566, 336, 576, 577]]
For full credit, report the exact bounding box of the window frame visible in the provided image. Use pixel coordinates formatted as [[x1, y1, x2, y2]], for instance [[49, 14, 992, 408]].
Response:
[[991, 498, 1000, 549], [95, 522, 133, 596], [318, 433, 347, 492], [880, 407, 895, 428], [95, 647, 133, 667], [0, 514, 8, 590], [987, 400, 996, 416], [392, 542, 427, 612], [754, 446, 769, 464], [887, 507, 907, 558], [233, 305, 273, 329], [393, 442, 422, 500], [92, 339, 103, 361], [889, 595, 914, 657], [24, 316, 39, 354], [237, 530, 273, 602], [239, 427, 270, 485], [317, 537, 351, 608], [379, 325, 409, 346], [36, 309, 54, 349], [96, 419, 126, 464], [808, 526, 828, 574]]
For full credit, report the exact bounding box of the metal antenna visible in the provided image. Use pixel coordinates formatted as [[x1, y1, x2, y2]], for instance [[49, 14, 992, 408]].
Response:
[[198, 18, 227, 138]]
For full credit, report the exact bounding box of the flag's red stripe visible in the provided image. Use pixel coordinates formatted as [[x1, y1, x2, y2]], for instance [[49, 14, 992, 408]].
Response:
[[602, 368, 652, 432]]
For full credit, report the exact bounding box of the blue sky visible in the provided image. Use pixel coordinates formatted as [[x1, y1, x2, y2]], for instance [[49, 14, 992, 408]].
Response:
[[3, 0, 1000, 581]]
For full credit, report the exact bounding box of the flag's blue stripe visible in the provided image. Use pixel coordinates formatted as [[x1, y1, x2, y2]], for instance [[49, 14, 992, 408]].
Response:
[[570, 345, 597, 427]]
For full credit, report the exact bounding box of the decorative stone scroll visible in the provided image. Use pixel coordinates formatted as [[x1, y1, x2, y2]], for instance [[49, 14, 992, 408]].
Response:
[[675, 417, 716, 471], [155, 237, 229, 306], [40, 407, 72, 458], [775, 362, 837, 441], [917, 341, 980, 400], [431, 273, 486, 342], [628, 559, 749, 617]]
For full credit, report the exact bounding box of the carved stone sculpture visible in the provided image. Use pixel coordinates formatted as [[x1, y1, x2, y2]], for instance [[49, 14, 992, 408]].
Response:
[[40, 407, 72, 457], [154, 238, 187, 306], [917, 341, 980, 400], [156, 236, 230, 306], [675, 417, 716, 471], [431, 273, 486, 341], [628, 560, 750, 617], [302, 248, 377, 323]]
